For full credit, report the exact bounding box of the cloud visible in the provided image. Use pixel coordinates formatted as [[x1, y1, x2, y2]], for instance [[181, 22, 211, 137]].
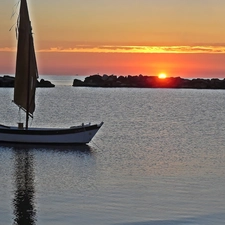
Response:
[[2, 45, 225, 53], [37, 45, 225, 54], [0, 47, 16, 52]]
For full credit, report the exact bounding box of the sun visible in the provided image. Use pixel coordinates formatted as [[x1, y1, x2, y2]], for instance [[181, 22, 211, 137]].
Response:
[[158, 73, 167, 79]]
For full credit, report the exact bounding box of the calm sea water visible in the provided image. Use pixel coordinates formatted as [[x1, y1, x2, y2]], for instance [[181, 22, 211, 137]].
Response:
[[0, 75, 225, 225]]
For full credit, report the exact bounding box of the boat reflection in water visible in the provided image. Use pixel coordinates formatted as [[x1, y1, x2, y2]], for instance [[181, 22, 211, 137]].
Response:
[[12, 147, 36, 225], [8, 144, 92, 225]]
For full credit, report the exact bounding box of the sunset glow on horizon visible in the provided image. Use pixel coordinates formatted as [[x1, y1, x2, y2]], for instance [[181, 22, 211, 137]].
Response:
[[158, 73, 167, 79], [1, 0, 225, 78]]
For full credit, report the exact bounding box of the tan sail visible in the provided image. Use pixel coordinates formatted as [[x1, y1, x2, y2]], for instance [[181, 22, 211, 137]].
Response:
[[13, 0, 38, 117]]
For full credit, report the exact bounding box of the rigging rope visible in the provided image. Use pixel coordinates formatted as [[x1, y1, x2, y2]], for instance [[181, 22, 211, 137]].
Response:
[[9, 0, 20, 40]]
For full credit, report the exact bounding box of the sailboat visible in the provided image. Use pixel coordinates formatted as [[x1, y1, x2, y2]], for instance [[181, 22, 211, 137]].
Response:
[[0, 0, 103, 144]]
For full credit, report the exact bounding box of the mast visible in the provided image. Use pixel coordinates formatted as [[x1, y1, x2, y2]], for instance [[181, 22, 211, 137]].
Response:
[[25, 32, 32, 130]]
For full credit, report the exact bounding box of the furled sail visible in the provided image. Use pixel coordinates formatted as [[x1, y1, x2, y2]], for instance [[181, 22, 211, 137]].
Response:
[[13, 0, 38, 117]]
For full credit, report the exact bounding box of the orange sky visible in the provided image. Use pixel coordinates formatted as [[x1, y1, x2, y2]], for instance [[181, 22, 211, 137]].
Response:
[[1, 0, 225, 78]]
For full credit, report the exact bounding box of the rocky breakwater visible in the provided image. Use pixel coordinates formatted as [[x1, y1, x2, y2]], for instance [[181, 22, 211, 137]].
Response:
[[73, 74, 225, 89], [0, 75, 55, 87]]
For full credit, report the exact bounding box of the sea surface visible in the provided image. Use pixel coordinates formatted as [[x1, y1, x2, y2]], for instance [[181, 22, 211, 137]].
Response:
[[0, 75, 225, 225]]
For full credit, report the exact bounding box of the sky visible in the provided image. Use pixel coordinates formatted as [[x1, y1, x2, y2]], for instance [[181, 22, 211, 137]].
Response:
[[1, 0, 225, 78]]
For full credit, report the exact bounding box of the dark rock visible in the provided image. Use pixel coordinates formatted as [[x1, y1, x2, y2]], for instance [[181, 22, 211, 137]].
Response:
[[0, 75, 14, 87], [72, 79, 84, 86], [0, 75, 55, 88], [37, 79, 55, 88], [72, 74, 225, 89], [84, 74, 103, 86]]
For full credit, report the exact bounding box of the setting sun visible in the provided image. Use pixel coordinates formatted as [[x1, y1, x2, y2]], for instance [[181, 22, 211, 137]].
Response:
[[158, 73, 167, 79]]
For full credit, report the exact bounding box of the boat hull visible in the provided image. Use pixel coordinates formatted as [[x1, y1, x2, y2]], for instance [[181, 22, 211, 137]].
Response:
[[0, 122, 103, 144]]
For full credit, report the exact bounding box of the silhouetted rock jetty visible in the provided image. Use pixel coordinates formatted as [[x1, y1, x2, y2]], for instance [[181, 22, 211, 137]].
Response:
[[38, 79, 55, 88], [0, 75, 14, 87], [73, 74, 225, 89], [0, 75, 55, 88]]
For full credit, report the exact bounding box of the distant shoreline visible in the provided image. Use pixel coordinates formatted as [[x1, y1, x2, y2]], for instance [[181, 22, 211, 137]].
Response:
[[0, 75, 55, 88], [2, 74, 225, 89], [72, 74, 225, 89]]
